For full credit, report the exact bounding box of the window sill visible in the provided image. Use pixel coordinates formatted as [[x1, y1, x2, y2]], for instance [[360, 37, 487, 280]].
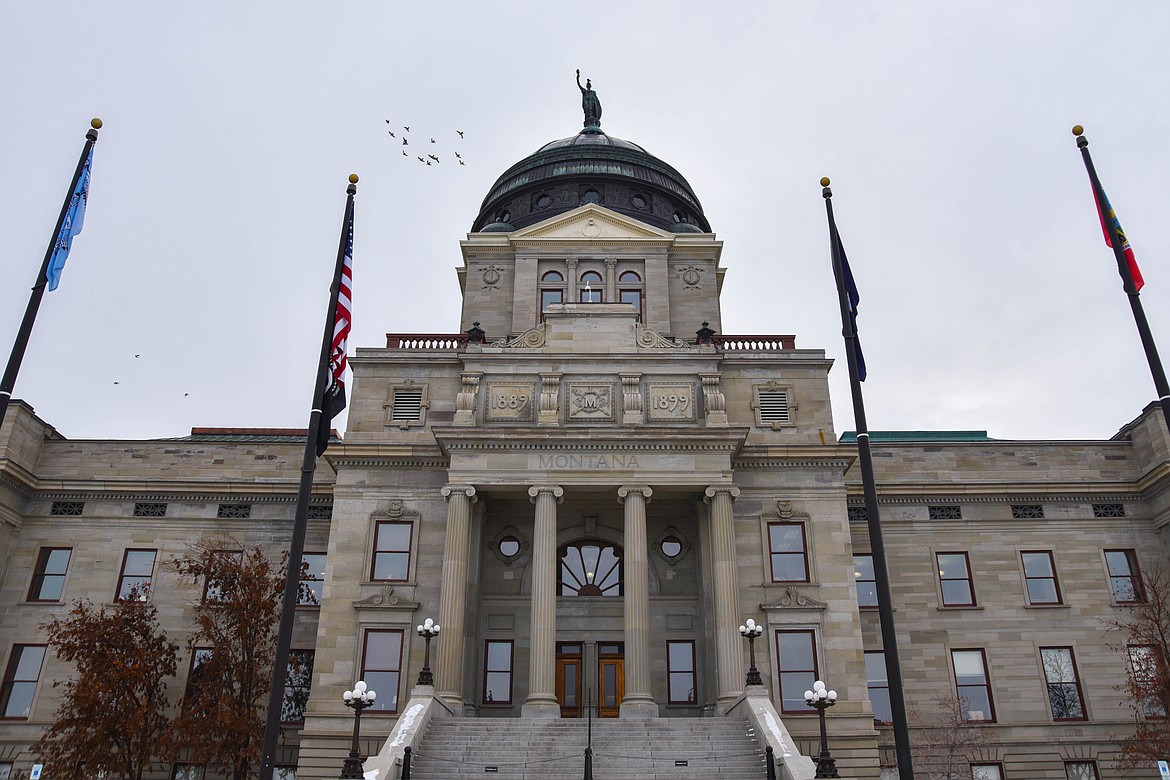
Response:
[[478, 702, 515, 708], [936, 605, 984, 611], [1023, 603, 1069, 609]]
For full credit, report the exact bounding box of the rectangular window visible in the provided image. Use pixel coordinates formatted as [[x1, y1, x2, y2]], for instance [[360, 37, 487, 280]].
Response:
[[865, 651, 892, 724], [847, 506, 868, 523], [0, 762, 12, 780], [854, 554, 878, 608], [372, 521, 412, 581], [579, 288, 602, 303], [172, 766, 206, 780], [116, 549, 158, 602], [186, 647, 214, 698], [1105, 549, 1144, 603], [1, 645, 47, 719], [307, 504, 333, 520], [1021, 551, 1062, 605], [951, 649, 995, 722], [776, 630, 817, 714], [274, 768, 296, 780], [28, 547, 71, 602], [483, 640, 514, 704], [937, 552, 976, 606], [1127, 645, 1165, 717], [667, 641, 696, 704], [361, 630, 403, 713], [1041, 647, 1086, 720], [133, 502, 168, 517], [768, 523, 809, 582], [50, 500, 84, 516], [971, 765, 1004, 780], [299, 552, 326, 606], [541, 289, 563, 313], [619, 289, 643, 319], [202, 550, 243, 604], [282, 649, 314, 724], [1064, 762, 1099, 780]]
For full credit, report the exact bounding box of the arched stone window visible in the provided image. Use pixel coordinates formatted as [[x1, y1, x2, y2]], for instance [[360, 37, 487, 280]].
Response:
[[579, 271, 603, 303], [559, 541, 622, 596], [618, 270, 644, 320]]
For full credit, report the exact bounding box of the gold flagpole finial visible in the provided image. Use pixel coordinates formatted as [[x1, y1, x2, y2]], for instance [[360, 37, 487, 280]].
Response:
[[1072, 125, 1084, 136], [820, 177, 831, 186], [348, 173, 359, 184], [90, 118, 103, 129]]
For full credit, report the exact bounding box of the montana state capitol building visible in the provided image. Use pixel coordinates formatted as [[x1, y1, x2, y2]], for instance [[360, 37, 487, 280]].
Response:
[[2, 89, 1168, 780]]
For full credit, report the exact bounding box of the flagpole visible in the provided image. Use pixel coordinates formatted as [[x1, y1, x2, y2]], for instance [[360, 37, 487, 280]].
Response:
[[259, 174, 357, 780], [1073, 126, 1170, 435], [0, 118, 101, 429], [822, 178, 915, 779]]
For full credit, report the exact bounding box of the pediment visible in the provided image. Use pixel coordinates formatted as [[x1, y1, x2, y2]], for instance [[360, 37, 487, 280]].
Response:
[[511, 205, 674, 241]]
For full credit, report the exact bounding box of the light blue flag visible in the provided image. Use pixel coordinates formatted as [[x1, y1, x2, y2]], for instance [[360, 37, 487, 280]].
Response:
[[46, 146, 93, 291]]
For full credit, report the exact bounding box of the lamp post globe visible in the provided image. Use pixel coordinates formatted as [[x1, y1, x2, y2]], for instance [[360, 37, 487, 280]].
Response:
[[739, 617, 765, 687], [805, 680, 840, 778], [340, 680, 377, 779]]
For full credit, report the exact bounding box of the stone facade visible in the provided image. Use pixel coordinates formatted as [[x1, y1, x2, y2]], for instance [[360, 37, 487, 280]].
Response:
[[1, 121, 1168, 780]]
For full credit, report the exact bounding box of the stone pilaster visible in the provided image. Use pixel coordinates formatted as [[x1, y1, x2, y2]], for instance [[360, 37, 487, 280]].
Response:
[[524, 484, 564, 718], [705, 485, 742, 709], [604, 257, 617, 302], [566, 258, 579, 302], [436, 484, 477, 710], [618, 485, 657, 716]]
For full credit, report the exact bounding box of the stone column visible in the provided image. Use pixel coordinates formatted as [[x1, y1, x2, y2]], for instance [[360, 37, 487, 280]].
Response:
[[524, 485, 564, 718], [618, 485, 657, 716], [566, 258, 579, 302], [604, 257, 617, 302], [704, 485, 742, 709], [436, 485, 477, 710]]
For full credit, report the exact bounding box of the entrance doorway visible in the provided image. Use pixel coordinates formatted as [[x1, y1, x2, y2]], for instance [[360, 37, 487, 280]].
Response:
[[555, 643, 582, 718], [597, 643, 624, 718]]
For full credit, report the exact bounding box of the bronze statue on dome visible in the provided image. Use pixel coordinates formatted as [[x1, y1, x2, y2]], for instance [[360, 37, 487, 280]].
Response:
[[576, 69, 602, 130]]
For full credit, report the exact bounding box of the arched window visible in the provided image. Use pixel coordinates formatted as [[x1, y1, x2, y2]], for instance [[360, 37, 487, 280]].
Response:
[[559, 541, 622, 596], [540, 270, 566, 319], [619, 270, 644, 320], [580, 271, 603, 303]]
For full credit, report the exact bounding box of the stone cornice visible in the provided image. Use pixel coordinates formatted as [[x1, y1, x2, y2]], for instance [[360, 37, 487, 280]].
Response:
[[846, 489, 1136, 505], [431, 425, 750, 456], [27, 488, 333, 503]]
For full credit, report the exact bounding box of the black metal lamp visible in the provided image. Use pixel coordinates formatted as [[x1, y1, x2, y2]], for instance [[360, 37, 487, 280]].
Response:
[[340, 680, 376, 779], [739, 618, 764, 686], [416, 617, 440, 686], [804, 680, 840, 778]]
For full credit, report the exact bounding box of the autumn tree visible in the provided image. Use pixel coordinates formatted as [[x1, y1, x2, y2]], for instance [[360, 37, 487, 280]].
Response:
[[168, 538, 298, 780], [909, 693, 997, 780], [1105, 563, 1170, 769], [33, 590, 178, 779]]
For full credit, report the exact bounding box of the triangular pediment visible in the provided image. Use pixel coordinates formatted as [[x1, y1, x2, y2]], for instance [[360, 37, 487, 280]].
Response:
[[511, 205, 674, 241]]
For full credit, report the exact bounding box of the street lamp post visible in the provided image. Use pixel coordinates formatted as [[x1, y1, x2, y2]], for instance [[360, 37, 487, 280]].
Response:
[[341, 680, 377, 779], [739, 618, 764, 686], [416, 617, 440, 686], [804, 680, 840, 779]]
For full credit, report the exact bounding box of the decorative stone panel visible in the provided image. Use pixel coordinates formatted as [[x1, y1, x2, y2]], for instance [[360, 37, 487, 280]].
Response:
[[646, 383, 696, 422], [485, 383, 536, 422], [567, 383, 614, 422]]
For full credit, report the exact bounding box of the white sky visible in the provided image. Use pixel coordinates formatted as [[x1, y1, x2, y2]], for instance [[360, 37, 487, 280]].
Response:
[[2, 2, 1168, 442]]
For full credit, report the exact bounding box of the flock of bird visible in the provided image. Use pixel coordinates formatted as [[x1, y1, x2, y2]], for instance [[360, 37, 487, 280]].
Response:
[[386, 121, 467, 167]]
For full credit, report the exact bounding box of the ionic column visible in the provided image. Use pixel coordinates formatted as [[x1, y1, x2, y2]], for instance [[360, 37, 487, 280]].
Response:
[[523, 484, 564, 718], [704, 485, 742, 709], [436, 485, 477, 709], [618, 485, 657, 716]]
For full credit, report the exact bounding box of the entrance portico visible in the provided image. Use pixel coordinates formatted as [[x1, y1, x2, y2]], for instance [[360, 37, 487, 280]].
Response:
[[431, 427, 749, 718]]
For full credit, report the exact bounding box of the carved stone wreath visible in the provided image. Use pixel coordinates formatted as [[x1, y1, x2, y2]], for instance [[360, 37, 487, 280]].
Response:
[[480, 265, 507, 290]]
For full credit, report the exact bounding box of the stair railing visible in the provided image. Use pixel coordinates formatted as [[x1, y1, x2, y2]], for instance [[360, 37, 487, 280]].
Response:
[[766, 745, 776, 780], [401, 746, 411, 780]]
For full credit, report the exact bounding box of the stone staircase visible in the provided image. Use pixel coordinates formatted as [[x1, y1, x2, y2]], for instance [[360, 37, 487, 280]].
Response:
[[404, 717, 769, 779]]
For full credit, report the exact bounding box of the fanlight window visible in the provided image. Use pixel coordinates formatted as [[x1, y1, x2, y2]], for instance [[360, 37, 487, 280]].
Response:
[[559, 541, 622, 596]]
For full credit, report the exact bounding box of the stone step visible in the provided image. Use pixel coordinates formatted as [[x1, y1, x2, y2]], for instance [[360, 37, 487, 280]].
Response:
[[405, 718, 769, 780]]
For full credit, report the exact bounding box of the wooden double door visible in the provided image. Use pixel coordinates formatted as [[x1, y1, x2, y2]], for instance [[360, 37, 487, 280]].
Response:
[[555, 642, 624, 718]]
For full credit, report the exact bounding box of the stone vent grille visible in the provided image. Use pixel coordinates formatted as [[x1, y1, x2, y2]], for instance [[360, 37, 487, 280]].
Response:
[[928, 505, 963, 520], [392, 388, 424, 421], [134, 502, 168, 517], [757, 390, 790, 424], [217, 503, 252, 519], [1011, 504, 1044, 519], [50, 501, 84, 516], [1092, 503, 1125, 518]]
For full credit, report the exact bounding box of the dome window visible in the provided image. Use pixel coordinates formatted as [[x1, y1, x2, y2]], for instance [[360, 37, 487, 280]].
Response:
[[672, 211, 688, 224], [631, 194, 648, 210], [496, 210, 511, 224], [535, 193, 552, 210], [581, 188, 601, 204]]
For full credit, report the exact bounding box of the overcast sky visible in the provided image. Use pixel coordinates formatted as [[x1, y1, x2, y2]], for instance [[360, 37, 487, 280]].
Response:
[[2, 2, 1169, 443]]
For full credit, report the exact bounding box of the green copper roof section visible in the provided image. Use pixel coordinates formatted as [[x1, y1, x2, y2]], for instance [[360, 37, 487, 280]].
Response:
[[838, 431, 995, 443]]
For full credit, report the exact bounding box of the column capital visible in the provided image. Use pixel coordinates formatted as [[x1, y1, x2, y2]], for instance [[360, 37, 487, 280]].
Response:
[[617, 485, 653, 504], [441, 484, 478, 503], [528, 485, 564, 504], [703, 485, 741, 503]]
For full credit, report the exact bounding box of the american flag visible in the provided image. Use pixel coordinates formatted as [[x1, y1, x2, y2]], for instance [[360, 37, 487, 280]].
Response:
[[317, 206, 353, 456]]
